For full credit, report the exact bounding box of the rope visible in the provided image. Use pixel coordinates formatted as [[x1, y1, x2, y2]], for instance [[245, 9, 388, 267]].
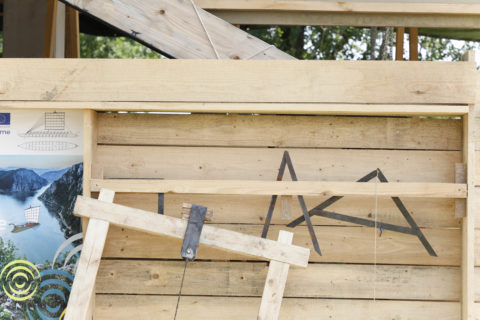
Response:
[[190, 0, 220, 59], [173, 260, 188, 320]]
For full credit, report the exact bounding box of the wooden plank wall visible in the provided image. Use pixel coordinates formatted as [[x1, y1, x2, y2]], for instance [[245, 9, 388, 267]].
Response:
[[474, 71, 480, 320], [92, 112, 465, 319]]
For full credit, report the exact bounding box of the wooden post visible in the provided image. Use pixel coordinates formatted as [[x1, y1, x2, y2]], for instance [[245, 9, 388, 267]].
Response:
[[409, 27, 419, 61], [258, 230, 294, 320], [65, 189, 115, 320], [395, 27, 404, 61], [460, 50, 476, 320], [43, 0, 58, 58], [82, 110, 98, 235], [65, 6, 80, 58]]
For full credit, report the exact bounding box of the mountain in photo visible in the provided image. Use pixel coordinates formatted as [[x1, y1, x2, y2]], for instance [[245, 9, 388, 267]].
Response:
[[41, 168, 69, 183], [0, 168, 48, 193], [39, 163, 83, 238]]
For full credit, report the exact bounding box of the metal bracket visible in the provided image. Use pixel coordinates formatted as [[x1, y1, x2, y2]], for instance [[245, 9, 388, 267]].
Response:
[[181, 204, 208, 261]]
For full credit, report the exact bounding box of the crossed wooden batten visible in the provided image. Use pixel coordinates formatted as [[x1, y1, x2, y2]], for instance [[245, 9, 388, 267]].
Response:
[[64, 189, 310, 320]]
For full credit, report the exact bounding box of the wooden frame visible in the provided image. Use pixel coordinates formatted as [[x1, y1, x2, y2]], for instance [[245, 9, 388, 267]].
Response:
[[0, 58, 477, 319], [196, 0, 480, 28], [65, 190, 309, 320]]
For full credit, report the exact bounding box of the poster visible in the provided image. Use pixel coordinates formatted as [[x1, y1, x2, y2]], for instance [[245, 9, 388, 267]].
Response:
[[0, 110, 83, 319]]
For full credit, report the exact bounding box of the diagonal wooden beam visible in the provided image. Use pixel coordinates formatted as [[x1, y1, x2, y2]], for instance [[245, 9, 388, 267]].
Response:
[[58, 0, 294, 60], [65, 189, 115, 320], [73, 194, 310, 267]]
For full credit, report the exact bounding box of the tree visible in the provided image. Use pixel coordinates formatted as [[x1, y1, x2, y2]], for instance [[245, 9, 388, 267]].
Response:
[[80, 34, 162, 59], [0, 237, 17, 268]]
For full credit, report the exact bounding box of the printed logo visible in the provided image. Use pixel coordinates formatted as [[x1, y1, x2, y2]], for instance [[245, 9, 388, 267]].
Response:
[[0, 113, 11, 125]]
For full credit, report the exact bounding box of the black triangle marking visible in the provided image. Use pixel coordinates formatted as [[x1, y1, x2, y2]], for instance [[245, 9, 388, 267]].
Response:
[[261, 151, 322, 255], [262, 151, 437, 257]]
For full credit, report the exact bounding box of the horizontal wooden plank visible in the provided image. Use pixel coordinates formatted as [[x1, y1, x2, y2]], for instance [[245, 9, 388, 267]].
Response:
[[97, 113, 462, 150], [109, 193, 460, 228], [95, 296, 461, 320], [91, 179, 467, 198], [0, 59, 475, 104], [0, 101, 470, 115], [75, 196, 310, 267], [97, 260, 460, 300], [197, 0, 480, 15], [212, 10, 480, 28], [103, 225, 460, 265], [94, 147, 461, 183]]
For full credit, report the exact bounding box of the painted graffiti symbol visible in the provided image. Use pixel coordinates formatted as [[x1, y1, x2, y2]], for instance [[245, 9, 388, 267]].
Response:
[[27, 270, 73, 320], [0, 260, 40, 301]]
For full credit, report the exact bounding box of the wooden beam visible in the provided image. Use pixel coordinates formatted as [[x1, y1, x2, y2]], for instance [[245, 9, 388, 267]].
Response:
[[43, 0, 58, 58], [0, 59, 475, 105], [461, 51, 476, 320], [95, 296, 461, 320], [90, 179, 467, 199], [196, 0, 480, 15], [409, 28, 419, 61], [65, 189, 115, 320], [396, 27, 404, 61], [210, 11, 480, 28], [65, 6, 80, 58], [73, 195, 310, 267], [0, 101, 470, 116], [82, 110, 97, 235], [258, 230, 293, 320], [58, 0, 293, 60]]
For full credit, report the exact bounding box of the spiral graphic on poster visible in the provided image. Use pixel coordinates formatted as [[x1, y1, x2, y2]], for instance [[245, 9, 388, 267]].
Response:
[[0, 260, 40, 301], [30, 269, 73, 320]]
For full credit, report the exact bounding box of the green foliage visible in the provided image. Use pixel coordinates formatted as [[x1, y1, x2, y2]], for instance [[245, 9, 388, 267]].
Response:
[[0, 237, 17, 268], [0, 31, 3, 58], [245, 26, 479, 61], [419, 36, 477, 61], [80, 34, 163, 59], [66, 27, 480, 63], [0, 308, 12, 320]]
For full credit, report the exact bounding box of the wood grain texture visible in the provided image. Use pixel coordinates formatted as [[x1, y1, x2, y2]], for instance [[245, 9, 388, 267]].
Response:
[[96, 260, 460, 300], [74, 196, 310, 267], [196, 0, 480, 14], [65, 190, 115, 320], [0, 59, 475, 104], [94, 146, 461, 183], [102, 225, 460, 266], [95, 296, 461, 320], [0, 101, 469, 115], [91, 179, 467, 198], [61, 0, 293, 60], [211, 10, 480, 28], [258, 231, 293, 320], [97, 113, 462, 150], [107, 193, 461, 228]]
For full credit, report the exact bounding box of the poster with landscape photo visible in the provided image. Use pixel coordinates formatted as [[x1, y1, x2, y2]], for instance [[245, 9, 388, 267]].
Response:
[[0, 110, 83, 319]]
